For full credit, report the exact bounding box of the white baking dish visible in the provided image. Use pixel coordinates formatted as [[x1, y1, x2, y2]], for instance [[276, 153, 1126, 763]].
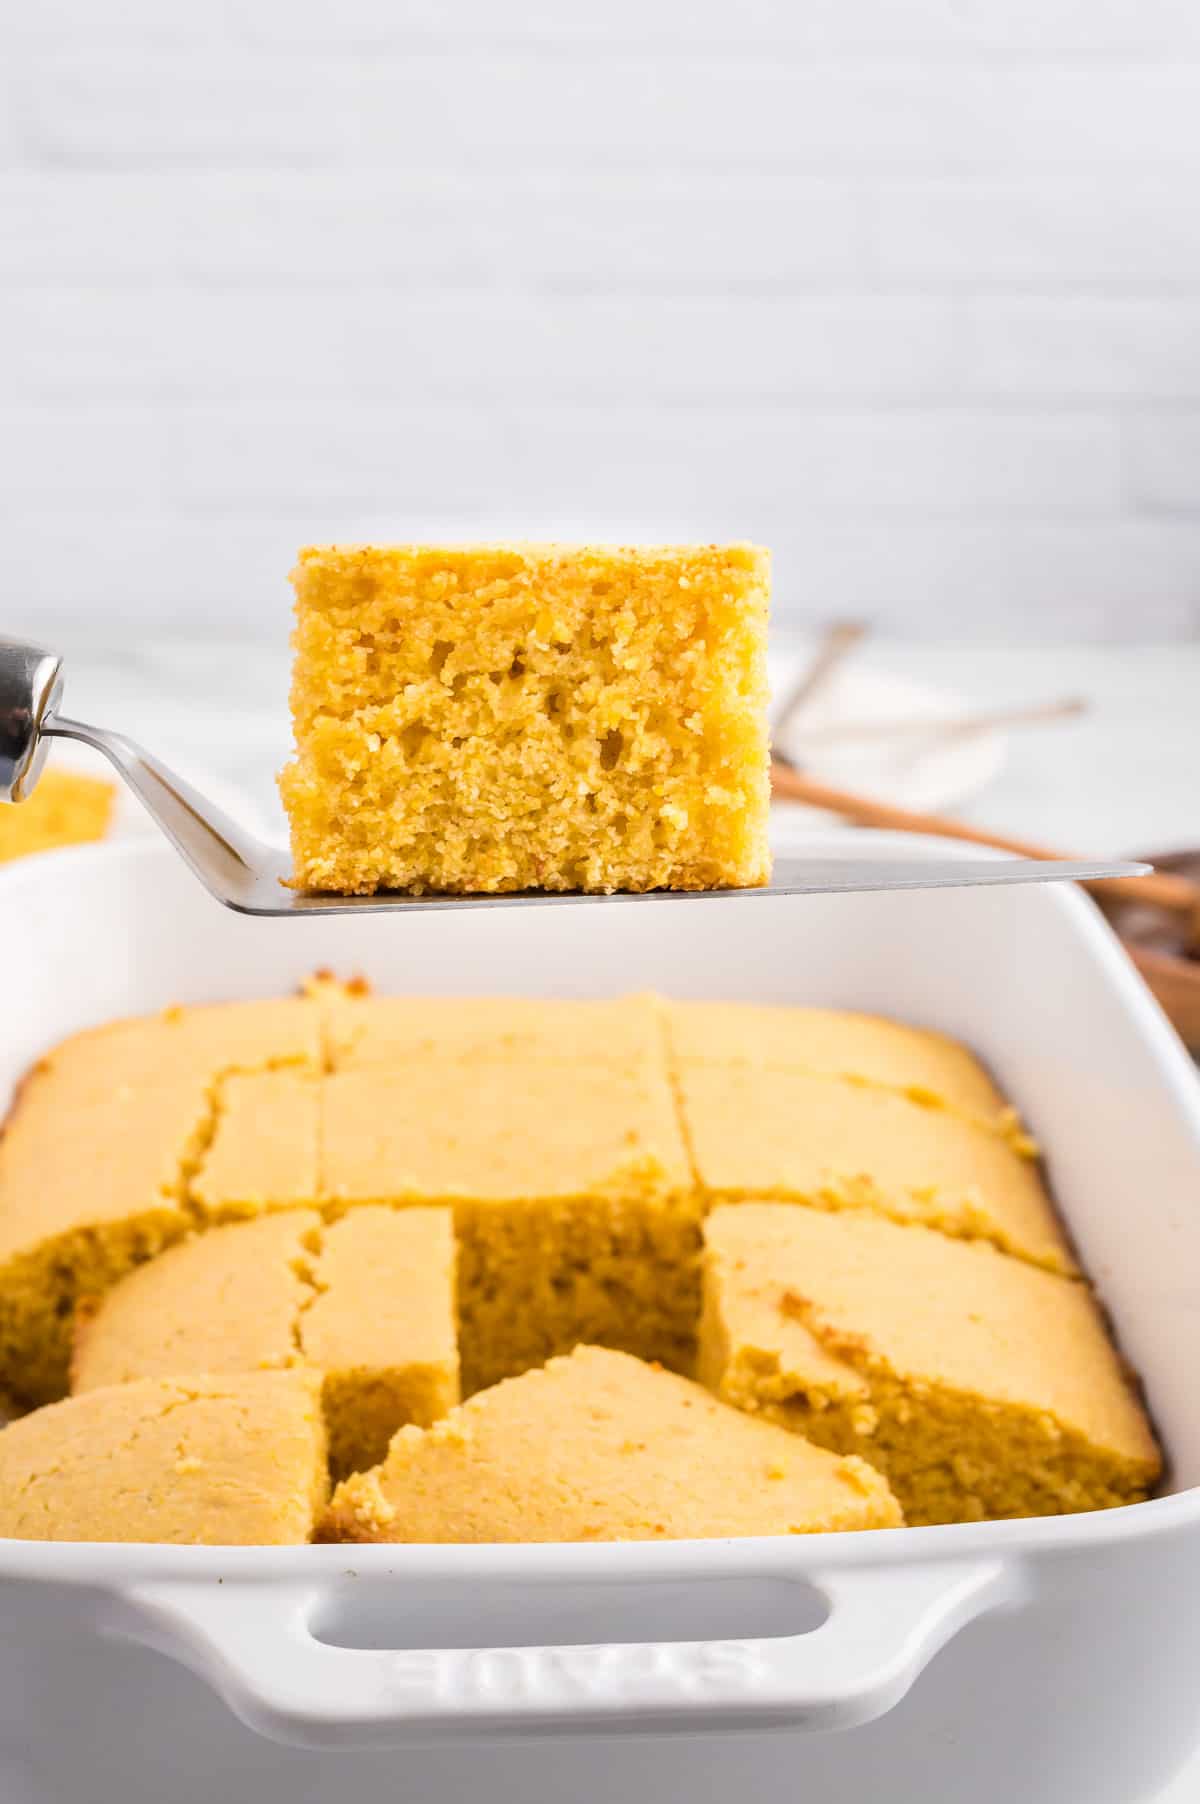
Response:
[[1, 829, 1198, 1804]]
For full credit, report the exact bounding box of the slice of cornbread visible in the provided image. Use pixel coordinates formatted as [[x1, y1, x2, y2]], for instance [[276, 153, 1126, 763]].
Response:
[[665, 1001, 1012, 1133], [72, 1208, 459, 1479], [323, 988, 666, 1073], [0, 1371, 328, 1544], [279, 543, 771, 895], [0, 1084, 211, 1406], [189, 1070, 321, 1221], [698, 1204, 1160, 1525], [71, 1212, 319, 1393], [676, 1061, 1068, 1271], [321, 1345, 901, 1544], [15, 996, 323, 1114], [0, 767, 115, 864], [321, 1058, 696, 1391], [301, 1207, 459, 1475]]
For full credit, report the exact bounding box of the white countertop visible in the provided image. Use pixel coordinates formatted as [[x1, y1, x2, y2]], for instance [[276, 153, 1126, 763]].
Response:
[[55, 636, 1200, 860]]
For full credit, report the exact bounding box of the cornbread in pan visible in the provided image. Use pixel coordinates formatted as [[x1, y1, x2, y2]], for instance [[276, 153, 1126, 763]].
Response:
[[0, 767, 115, 864], [663, 1000, 1015, 1135], [72, 1208, 459, 1479], [675, 1062, 1069, 1272], [190, 1070, 322, 1222], [321, 1345, 902, 1544], [278, 543, 771, 895], [323, 988, 666, 1072], [0, 1371, 328, 1544], [698, 1204, 1161, 1525], [321, 1056, 696, 1393], [0, 997, 322, 1404]]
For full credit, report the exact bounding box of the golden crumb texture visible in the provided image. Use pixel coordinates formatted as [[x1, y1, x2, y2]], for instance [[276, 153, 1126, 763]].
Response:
[[279, 543, 771, 895]]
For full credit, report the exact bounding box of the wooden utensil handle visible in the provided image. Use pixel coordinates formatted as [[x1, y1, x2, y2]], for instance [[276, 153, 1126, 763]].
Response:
[[769, 762, 1198, 914]]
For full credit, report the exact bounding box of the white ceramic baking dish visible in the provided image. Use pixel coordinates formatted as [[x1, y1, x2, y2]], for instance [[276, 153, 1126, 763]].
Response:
[[1, 829, 1198, 1804]]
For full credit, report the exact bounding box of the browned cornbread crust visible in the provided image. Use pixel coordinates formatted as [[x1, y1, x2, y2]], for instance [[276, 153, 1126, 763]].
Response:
[[279, 543, 772, 895]]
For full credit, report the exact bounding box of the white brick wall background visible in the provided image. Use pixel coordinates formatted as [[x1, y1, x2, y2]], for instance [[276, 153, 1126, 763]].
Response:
[[5, 0, 1200, 642]]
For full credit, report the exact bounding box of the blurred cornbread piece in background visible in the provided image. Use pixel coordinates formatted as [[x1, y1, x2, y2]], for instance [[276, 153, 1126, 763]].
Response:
[[73, 1207, 459, 1479], [279, 543, 771, 895], [190, 1070, 321, 1221], [0, 1371, 327, 1544], [0, 768, 115, 865], [321, 1056, 696, 1392], [699, 1204, 1160, 1525], [676, 1062, 1069, 1272], [664, 1000, 1011, 1132], [321, 1344, 901, 1544]]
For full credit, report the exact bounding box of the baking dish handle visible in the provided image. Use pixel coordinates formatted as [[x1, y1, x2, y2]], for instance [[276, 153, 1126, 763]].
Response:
[[106, 1557, 1016, 1749]]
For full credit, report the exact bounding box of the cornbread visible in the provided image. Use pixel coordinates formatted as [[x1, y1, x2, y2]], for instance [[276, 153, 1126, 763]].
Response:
[[699, 1204, 1160, 1525], [321, 1056, 697, 1392], [0, 767, 115, 864], [675, 1061, 1069, 1271], [190, 1070, 321, 1221], [324, 988, 666, 1072], [0, 1084, 209, 1406], [664, 1001, 1013, 1133], [279, 543, 771, 895], [0, 1371, 327, 1543], [322, 1345, 902, 1544], [72, 1208, 459, 1478], [0, 997, 322, 1404]]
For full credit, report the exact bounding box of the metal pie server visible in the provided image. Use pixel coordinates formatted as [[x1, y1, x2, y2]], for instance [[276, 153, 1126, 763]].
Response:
[[0, 637, 1150, 918]]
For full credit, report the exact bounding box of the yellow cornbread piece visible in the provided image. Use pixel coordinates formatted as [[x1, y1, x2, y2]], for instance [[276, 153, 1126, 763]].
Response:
[[322, 1345, 901, 1544], [302, 1207, 459, 1475], [698, 1204, 1160, 1525], [279, 543, 771, 896], [72, 1208, 459, 1479], [324, 988, 666, 1072], [676, 1061, 1069, 1272], [0, 1084, 209, 1406], [0, 1371, 328, 1544], [664, 1000, 1012, 1132], [71, 1212, 317, 1393], [0, 996, 323, 1405], [190, 1070, 321, 1221], [321, 1058, 696, 1392], [0, 767, 115, 864]]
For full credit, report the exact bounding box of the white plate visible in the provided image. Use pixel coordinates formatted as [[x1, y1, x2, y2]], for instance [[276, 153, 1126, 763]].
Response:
[[768, 644, 1007, 820], [42, 738, 267, 844]]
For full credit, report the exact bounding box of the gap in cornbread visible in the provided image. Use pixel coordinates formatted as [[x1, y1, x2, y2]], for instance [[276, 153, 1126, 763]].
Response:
[[71, 1207, 459, 1481], [698, 1203, 1160, 1525], [279, 543, 772, 895]]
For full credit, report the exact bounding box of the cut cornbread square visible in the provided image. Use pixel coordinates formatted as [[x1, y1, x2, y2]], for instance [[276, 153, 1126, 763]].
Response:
[[17, 996, 323, 1114], [300, 1206, 459, 1476], [323, 987, 666, 1073], [321, 1345, 901, 1544], [0, 768, 115, 864], [279, 543, 771, 895], [0, 1371, 328, 1544], [0, 1083, 212, 1406], [665, 1001, 1013, 1133], [698, 1204, 1160, 1525], [189, 1070, 321, 1222], [71, 1211, 320, 1394], [676, 1061, 1069, 1271], [322, 1058, 697, 1391], [71, 1206, 459, 1481]]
